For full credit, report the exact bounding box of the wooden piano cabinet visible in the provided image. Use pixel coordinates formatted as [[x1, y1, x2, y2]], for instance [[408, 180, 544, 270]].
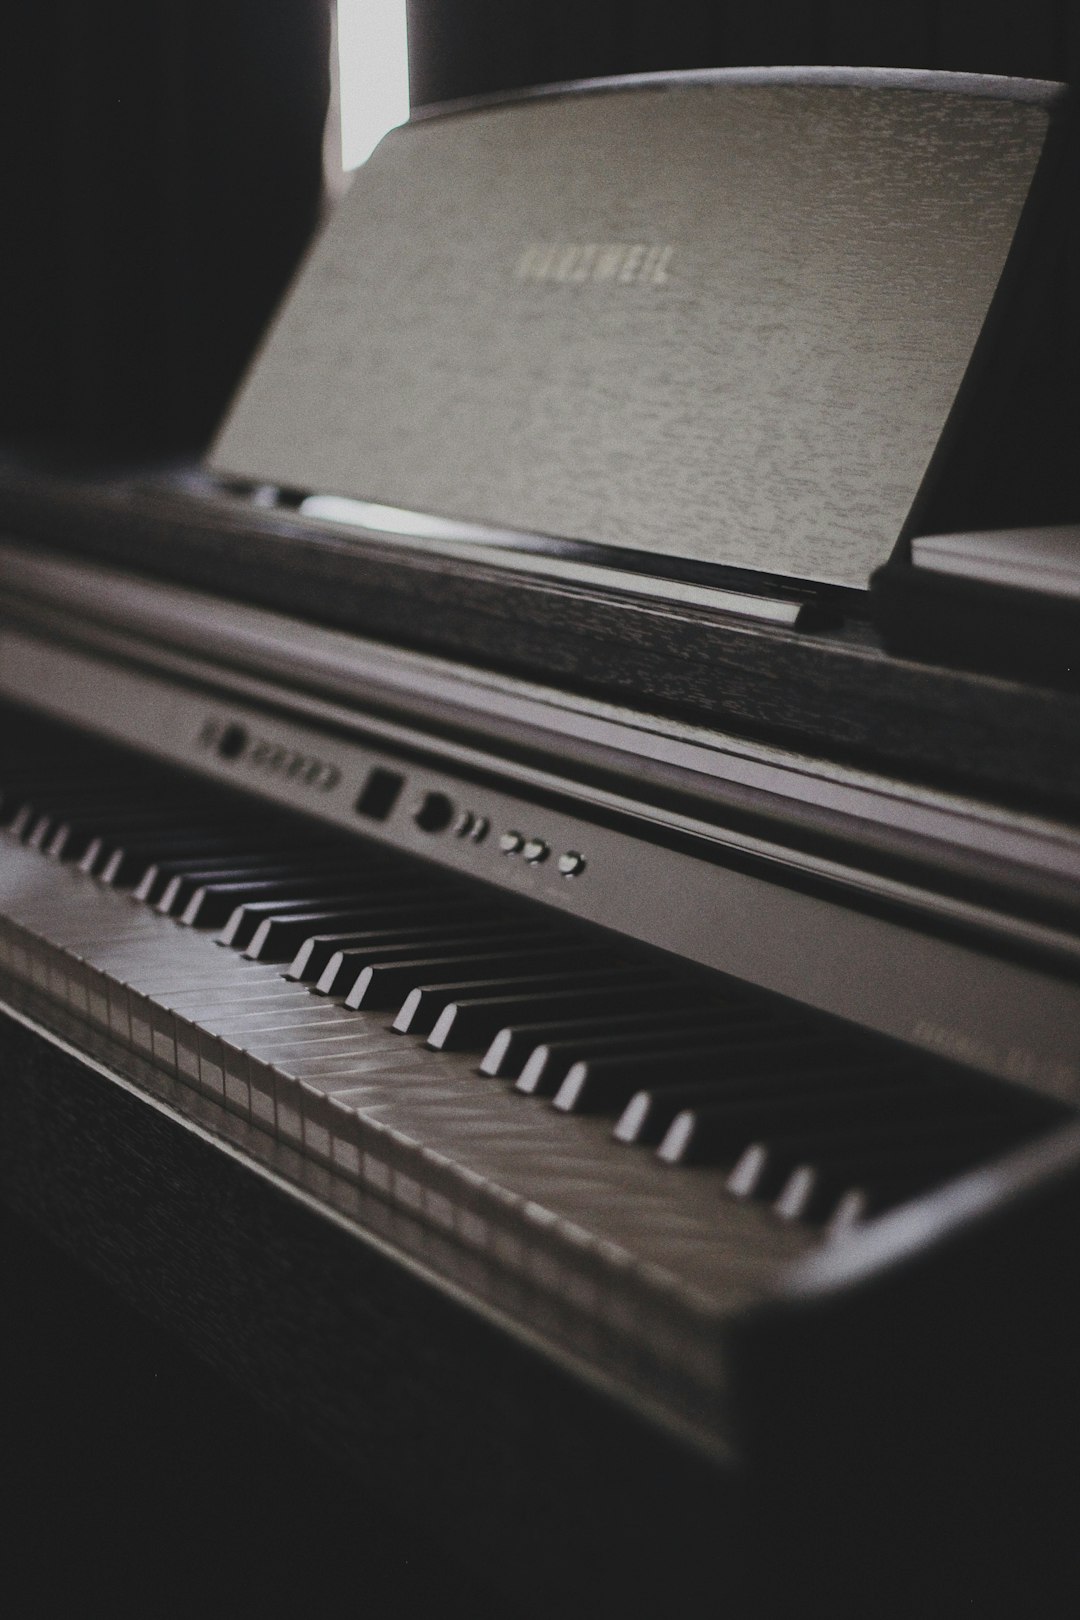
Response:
[[1, 1213, 511, 1616], [8, 988, 1080, 1617], [0, 1007, 741, 1620], [733, 1125, 1080, 1618]]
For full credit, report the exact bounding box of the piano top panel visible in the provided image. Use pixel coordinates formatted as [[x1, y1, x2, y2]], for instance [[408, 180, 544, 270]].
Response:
[[211, 70, 1052, 590], [4, 471, 1080, 815]]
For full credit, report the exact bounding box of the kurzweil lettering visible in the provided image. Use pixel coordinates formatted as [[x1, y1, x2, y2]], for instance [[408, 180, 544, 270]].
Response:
[[515, 242, 674, 285]]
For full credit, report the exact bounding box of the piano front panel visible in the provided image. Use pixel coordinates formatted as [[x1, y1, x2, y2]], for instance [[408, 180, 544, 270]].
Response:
[[1, 597, 1079, 1107], [0, 704, 1066, 1453]]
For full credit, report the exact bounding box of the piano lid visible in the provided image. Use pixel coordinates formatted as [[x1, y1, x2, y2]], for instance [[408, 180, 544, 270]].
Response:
[[210, 68, 1058, 593]]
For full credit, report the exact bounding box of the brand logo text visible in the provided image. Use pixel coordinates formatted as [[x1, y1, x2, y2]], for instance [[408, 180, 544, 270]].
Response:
[[515, 242, 674, 286]]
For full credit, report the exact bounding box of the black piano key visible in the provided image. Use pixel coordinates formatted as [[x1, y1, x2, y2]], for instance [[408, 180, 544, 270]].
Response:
[[0, 782, 76, 828], [658, 1074, 979, 1168], [515, 1016, 814, 1100], [616, 1083, 752, 1146], [178, 870, 367, 927], [730, 1106, 1030, 1207], [4, 774, 145, 842], [613, 1056, 917, 1146], [241, 900, 488, 959], [346, 939, 605, 1010], [391, 964, 634, 1035], [22, 812, 63, 849], [424, 977, 682, 1052], [0, 792, 29, 828], [824, 1153, 1026, 1234], [235, 889, 464, 959], [54, 810, 225, 865], [776, 1158, 917, 1226], [162, 866, 305, 916], [478, 1002, 724, 1077], [0, 761, 112, 820], [286, 916, 517, 984], [27, 801, 147, 851], [94, 835, 261, 887], [242, 906, 429, 963], [137, 855, 304, 907], [11, 776, 147, 821], [313, 928, 559, 998], [162, 848, 369, 900], [821, 1116, 1060, 1231], [27, 789, 222, 855], [6, 801, 49, 839], [550, 1023, 834, 1114], [616, 1079, 761, 1146], [776, 1158, 938, 1226], [216, 883, 415, 950], [28, 810, 105, 853], [661, 1087, 883, 1171], [771, 1124, 1029, 1225], [75, 825, 241, 877], [87, 818, 284, 878]]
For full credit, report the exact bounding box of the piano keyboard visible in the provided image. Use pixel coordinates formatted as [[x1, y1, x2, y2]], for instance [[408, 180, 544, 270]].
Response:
[[0, 705, 1065, 1444]]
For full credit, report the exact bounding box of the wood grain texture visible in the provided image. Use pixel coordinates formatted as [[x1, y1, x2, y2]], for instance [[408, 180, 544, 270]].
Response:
[[732, 1119, 1080, 1617], [1, 1210, 514, 1616], [4, 471, 1080, 813], [0, 1007, 740, 1620]]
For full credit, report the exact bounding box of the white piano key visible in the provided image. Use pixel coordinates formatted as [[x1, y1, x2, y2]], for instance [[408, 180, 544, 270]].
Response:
[[0, 826, 816, 1441]]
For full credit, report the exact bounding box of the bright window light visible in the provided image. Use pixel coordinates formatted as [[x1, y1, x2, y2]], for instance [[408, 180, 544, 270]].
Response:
[[338, 0, 410, 169]]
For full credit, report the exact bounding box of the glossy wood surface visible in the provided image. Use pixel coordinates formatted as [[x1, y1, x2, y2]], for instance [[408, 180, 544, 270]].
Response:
[[3, 468, 1079, 814], [0, 1006, 739, 1620]]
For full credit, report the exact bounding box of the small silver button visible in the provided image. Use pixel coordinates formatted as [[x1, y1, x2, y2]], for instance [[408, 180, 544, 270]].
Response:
[[469, 816, 490, 844], [522, 839, 549, 864], [557, 851, 586, 877], [499, 830, 523, 855]]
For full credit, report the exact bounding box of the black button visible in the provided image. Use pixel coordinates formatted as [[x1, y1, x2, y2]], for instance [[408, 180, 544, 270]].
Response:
[[355, 767, 404, 822], [414, 791, 455, 833], [217, 723, 248, 761]]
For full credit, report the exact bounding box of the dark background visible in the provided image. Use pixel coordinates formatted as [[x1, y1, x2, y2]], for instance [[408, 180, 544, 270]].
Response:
[[3, 5, 1079, 1614]]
